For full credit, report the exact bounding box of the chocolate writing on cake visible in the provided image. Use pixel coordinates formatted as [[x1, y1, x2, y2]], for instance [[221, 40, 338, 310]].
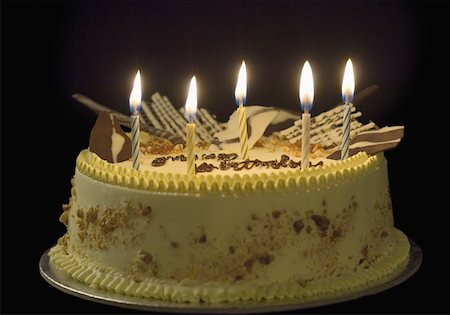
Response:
[[151, 154, 323, 173]]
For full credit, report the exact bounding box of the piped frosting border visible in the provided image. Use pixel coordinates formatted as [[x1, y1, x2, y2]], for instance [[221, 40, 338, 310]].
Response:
[[76, 150, 384, 194], [49, 229, 410, 304]]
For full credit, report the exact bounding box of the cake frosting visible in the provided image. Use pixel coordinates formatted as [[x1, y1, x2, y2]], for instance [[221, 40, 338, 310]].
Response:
[[49, 94, 409, 304]]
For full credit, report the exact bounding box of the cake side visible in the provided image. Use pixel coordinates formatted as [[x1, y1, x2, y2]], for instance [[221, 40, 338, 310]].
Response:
[[49, 151, 409, 302], [50, 229, 409, 303]]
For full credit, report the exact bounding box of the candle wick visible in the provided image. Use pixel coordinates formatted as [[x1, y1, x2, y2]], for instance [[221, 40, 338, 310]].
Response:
[[344, 95, 352, 105]]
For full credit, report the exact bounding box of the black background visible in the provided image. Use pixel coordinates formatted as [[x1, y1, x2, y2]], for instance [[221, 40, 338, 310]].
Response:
[[1, 1, 449, 314]]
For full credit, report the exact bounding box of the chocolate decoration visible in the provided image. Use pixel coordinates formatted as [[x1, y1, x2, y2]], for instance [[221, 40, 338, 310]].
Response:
[[293, 220, 304, 234], [151, 153, 322, 172], [331, 229, 342, 240], [264, 118, 298, 136], [151, 157, 167, 167], [89, 112, 132, 163], [280, 86, 404, 159], [350, 126, 404, 144], [272, 210, 282, 219], [311, 215, 330, 236], [73, 93, 185, 145], [258, 254, 274, 265], [281, 86, 381, 149], [244, 256, 256, 272], [326, 140, 401, 160], [219, 161, 231, 171], [202, 153, 216, 160], [280, 155, 290, 167], [217, 153, 238, 161], [198, 234, 207, 243], [196, 163, 218, 173], [151, 155, 189, 167], [214, 106, 298, 152], [141, 125, 185, 145], [283, 105, 377, 149]]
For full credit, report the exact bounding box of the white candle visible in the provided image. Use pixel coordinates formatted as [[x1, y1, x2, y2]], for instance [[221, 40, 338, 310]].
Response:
[[299, 61, 314, 169], [185, 76, 197, 176], [341, 59, 355, 160], [129, 70, 142, 170], [235, 61, 249, 160]]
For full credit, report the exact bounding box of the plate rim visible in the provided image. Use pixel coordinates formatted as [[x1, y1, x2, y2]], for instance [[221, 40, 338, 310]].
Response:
[[39, 238, 422, 314]]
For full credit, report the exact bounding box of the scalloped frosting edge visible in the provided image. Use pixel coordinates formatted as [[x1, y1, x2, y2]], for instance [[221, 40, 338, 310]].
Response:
[[76, 150, 385, 194], [49, 229, 410, 304]]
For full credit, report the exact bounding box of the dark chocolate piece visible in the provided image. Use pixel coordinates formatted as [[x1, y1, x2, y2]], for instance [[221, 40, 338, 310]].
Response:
[[217, 153, 239, 161], [152, 157, 168, 167], [293, 220, 304, 234], [73, 93, 185, 145], [202, 153, 216, 160], [311, 215, 330, 235], [198, 234, 207, 243], [196, 163, 218, 173], [258, 254, 274, 265], [326, 141, 401, 160], [272, 210, 282, 219], [89, 112, 131, 163], [350, 126, 404, 145]]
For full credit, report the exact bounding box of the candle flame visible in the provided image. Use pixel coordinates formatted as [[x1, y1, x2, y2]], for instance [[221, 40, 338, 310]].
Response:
[[299, 61, 314, 113], [342, 59, 355, 103], [235, 61, 247, 106], [185, 76, 197, 122], [129, 70, 142, 114]]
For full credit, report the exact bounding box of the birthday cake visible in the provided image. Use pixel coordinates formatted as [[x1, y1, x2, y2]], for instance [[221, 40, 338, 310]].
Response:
[[48, 90, 410, 304]]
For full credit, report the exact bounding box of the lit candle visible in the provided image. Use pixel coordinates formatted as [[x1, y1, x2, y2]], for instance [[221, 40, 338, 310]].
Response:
[[299, 61, 314, 170], [185, 76, 197, 176], [235, 61, 249, 160], [129, 70, 142, 170], [341, 59, 355, 160]]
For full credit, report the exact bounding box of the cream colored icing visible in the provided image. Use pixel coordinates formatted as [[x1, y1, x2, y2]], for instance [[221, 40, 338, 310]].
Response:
[[49, 146, 409, 303], [49, 229, 409, 303], [117, 147, 333, 176]]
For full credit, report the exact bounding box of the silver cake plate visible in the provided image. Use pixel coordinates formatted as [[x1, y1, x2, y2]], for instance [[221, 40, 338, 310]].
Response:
[[39, 238, 422, 314]]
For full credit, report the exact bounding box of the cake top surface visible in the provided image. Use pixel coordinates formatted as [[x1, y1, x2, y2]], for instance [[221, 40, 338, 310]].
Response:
[[77, 148, 384, 195], [116, 131, 332, 176], [73, 87, 404, 190]]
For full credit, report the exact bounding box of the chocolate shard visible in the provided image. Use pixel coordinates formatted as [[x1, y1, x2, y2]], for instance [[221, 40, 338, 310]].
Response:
[[140, 124, 185, 146], [213, 106, 300, 152], [89, 112, 132, 163], [350, 126, 404, 145], [73, 93, 186, 145], [326, 138, 402, 160]]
